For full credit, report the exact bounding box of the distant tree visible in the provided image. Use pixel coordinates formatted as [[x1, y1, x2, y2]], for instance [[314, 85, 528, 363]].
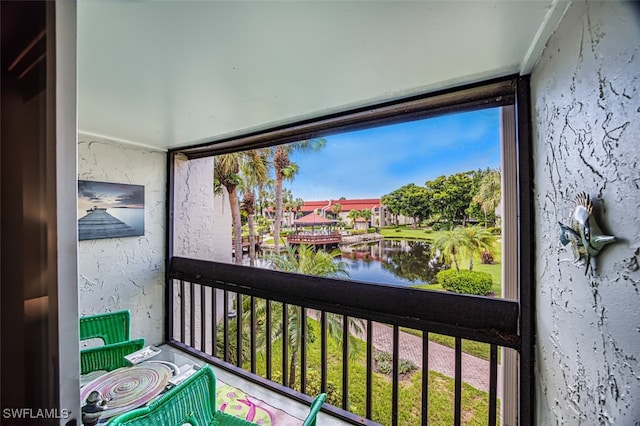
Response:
[[382, 184, 430, 228], [425, 172, 475, 227], [432, 227, 470, 273], [347, 209, 361, 227], [360, 208, 372, 223], [214, 153, 243, 264], [473, 169, 501, 227], [272, 140, 325, 252], [240, 149, 269, 266], [463, 225, 497, 270], [331, 203, 342, 219]]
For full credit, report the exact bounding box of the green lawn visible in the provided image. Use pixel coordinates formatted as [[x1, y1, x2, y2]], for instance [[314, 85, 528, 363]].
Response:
[[244, 317, 497, 425]]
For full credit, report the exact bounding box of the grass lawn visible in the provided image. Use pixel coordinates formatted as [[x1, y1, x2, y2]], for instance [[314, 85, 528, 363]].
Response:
[[245, 317, 497, 425]]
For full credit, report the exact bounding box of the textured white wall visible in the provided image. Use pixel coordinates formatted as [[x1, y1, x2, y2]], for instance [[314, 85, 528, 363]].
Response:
[[172, 155, 232, 262], [78, 135, 166, 345], [531, 1, 640, 424]]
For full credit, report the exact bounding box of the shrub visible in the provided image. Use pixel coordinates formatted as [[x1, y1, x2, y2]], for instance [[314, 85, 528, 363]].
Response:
[[399, 359, 417, 375], [487, 226, 502, 235], [436, 269, 492, 296], [367, 227, 377, 233], [431, 222, 448, 231], [480, 250, 494, 264], [376, 361, 392, 375], [373, 350, 392, 363], [304, 370, 340, 406]]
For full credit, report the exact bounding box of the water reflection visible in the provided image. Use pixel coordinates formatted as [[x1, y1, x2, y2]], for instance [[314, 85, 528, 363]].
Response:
[[339, 239, 444, 287]]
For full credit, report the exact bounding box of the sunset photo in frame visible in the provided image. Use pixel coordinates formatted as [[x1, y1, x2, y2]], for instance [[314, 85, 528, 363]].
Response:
[[78, 180, 145, 241]]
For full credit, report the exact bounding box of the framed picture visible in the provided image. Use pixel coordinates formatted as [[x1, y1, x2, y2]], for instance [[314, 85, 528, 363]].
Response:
[[78, 180, 145, 241]]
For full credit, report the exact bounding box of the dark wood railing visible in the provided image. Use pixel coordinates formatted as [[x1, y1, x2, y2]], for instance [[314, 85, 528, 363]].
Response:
[[167, 256, 520, 425]]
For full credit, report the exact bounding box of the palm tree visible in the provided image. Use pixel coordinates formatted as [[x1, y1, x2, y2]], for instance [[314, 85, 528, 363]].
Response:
[[264, 244, 364, 388], [272, 140, 326, 252], [214, 153, 243, 264], [432, 227, 470, 273], [473, 169, 501, 227], [463, 225, 497, 270], [347, 209, 361, 228], [360, 208, 372, 226], [240, 149, 269, 266], [330, 202, 342, 220]]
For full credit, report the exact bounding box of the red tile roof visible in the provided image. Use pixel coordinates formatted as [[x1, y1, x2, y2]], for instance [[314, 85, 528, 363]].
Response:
[[294, 212, 337, 224], [300, 198, 380, 212]]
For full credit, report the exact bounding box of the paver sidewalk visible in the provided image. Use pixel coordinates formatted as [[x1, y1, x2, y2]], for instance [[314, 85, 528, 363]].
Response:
[[369, 322, 503, 394]]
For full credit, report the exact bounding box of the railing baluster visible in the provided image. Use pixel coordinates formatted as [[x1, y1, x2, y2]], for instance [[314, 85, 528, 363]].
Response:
[[454, 337, 462, 426], [200, 284, 206, 353], [223, 290, 229, 362], [422, 331, 429, 426], [211, 288, 217, 357], [342, 314, 349, 410], [321, 311, 327, 394], [266, 300, 272, 380], [236, 293, 243, 368], [489, 344, 498, 426], [282, 303, 289, 387], [392, 325, 399, 426], [301, 307, 307, 394], [190, 283, 195, 347], [179, 280, 185, 343], [250, 296, 256, 374], [366, 320, 373, 420]]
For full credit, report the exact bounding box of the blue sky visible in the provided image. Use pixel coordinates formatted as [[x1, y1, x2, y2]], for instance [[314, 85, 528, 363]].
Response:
[[285, 107, 501, 201]]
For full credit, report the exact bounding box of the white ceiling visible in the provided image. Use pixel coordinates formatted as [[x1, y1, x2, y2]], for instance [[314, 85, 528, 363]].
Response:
[[77, 0, 569, 151]]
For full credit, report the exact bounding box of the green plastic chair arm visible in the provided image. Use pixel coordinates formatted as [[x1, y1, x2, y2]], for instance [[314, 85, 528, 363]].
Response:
[[302, 393, 327, 426], [80, 310, 131, 345], [80, 338, 145, 375]]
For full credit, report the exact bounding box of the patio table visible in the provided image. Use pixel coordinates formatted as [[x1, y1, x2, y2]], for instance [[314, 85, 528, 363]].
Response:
[[80, 363, 173, 420]]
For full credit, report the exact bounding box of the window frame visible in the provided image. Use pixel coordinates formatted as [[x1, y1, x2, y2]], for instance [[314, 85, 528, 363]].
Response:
[[166, 74, 534, 425]]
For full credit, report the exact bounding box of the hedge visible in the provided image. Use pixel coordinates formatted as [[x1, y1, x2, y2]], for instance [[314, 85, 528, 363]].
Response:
[[436, 269, 493, 296]]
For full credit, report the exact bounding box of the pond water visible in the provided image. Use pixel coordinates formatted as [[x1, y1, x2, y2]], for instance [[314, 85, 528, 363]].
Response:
[[338, 239, 444, 288]]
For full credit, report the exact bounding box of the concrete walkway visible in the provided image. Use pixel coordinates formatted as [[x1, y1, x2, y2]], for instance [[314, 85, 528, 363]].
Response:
[[369, 322, 502, 395]]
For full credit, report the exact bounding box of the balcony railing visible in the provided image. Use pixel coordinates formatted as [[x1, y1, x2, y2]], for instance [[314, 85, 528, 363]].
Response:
[[166, 256, 521, 425]]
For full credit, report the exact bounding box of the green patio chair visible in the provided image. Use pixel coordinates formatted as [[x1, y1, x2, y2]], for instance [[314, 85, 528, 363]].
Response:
[[80, 310, 131, 346], [80, 338, 145, 375], [108, 365, 327, 426], [80, 310, 145, 375]]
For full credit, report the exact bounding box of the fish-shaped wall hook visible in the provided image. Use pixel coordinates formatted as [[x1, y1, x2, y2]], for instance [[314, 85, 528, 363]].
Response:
[[558, 192, 616, 275]]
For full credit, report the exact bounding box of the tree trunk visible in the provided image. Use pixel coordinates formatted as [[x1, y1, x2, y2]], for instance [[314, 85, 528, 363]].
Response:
[[228, 187, 243, 265], [452, 250, 460, 273], [274, 174, 283, 253], [288, 346, 298, 388], [248, 213, 256, 267]]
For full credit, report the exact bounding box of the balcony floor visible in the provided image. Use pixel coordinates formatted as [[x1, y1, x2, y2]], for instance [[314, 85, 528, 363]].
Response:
[[158, 344, 351, 426]]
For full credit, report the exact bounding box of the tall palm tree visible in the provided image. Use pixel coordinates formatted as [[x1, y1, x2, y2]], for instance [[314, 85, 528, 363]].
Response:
[[272, 140, 326, 252], [463, 225, 497, 270], [360, 208, 372, 226], [473, 169, 501, 227], [432, 227, 470, 273], [331, 203, 342, 220], [240, 149, 269, 266], [264, 244, 364, 388], [347, 209, 361, 228], [214, 153, 243, 264]]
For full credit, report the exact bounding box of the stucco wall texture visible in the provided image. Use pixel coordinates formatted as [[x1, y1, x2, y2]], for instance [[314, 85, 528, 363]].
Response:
[[78, 135, 166, 345], [531, 1, 640, 424]]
